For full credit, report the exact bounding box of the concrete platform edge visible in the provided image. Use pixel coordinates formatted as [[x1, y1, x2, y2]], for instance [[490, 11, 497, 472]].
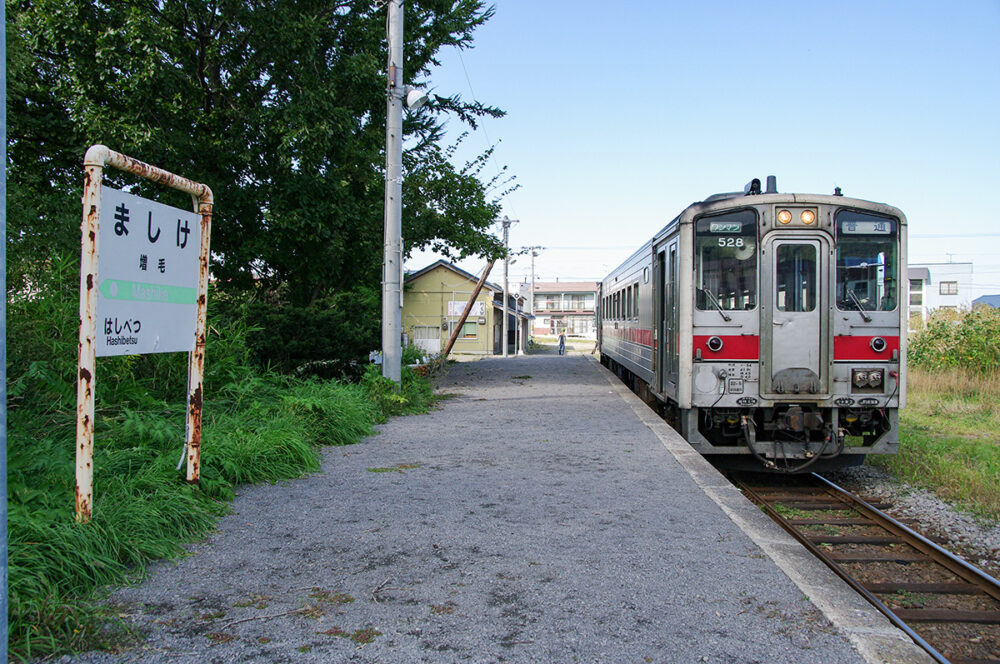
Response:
[[589, 356, 934, 664]]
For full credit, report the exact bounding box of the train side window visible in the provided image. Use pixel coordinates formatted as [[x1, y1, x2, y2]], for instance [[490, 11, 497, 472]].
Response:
[[633, 283, 639, 319], [775, 244, 817, 312]]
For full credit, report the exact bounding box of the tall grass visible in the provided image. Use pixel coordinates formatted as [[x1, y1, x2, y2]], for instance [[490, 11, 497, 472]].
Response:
[[871, 309, 1000, 519], [7, 257, 434, 660]]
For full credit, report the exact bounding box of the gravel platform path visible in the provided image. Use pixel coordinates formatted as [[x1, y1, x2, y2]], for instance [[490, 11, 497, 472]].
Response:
[[67, 355, 871, 664]]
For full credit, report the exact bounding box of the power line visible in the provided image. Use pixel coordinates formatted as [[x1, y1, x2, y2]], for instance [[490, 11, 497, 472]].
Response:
[[455, 49, 518, 220], [910, 233, 1000, 238], [540, 245, 637, 251]]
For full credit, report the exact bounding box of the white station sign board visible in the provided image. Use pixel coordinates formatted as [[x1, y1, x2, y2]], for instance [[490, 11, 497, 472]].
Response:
[[97, 186, 201, 356]]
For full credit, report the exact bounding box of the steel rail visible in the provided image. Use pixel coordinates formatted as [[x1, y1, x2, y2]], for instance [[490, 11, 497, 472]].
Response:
[[733, 476, 951, 664], [811, 473, 1000, 604]]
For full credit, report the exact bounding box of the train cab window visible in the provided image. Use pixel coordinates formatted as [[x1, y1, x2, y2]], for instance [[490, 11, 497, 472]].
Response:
[[835, 211, 899, 312], [695, 210, 757, 311], [775, 244, 817, 312]]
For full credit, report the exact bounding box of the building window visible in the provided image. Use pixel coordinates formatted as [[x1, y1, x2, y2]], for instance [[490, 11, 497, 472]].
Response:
[[939, 281, 958, 295], [909, 279, 923, 306], [450, 321, 477, 339]]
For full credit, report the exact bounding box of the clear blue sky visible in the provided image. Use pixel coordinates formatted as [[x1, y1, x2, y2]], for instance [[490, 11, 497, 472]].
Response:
[[406, 0, 1000, 301]]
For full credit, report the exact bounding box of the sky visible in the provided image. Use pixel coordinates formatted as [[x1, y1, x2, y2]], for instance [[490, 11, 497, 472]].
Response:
[[405, 0, 1000, 302]]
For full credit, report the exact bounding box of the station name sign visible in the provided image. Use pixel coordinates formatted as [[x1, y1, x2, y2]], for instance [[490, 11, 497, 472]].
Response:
[[96, 186, 202, 356]]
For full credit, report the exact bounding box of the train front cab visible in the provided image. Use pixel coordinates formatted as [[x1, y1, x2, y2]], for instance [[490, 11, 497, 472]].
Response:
[[670, 196, 906, 473]]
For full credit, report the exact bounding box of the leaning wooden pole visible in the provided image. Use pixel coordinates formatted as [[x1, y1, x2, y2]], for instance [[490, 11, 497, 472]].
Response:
[[442, 260, 495, 357]]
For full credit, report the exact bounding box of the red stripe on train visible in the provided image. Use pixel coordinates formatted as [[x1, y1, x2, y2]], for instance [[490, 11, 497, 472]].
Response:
[[692, 335, 759, 360], [604, 326, 654, 347], [834, 335, 899, 361]]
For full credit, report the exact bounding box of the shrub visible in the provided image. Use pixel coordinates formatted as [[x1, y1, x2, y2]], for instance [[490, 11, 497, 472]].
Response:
[[909, 307, 1000, 373]]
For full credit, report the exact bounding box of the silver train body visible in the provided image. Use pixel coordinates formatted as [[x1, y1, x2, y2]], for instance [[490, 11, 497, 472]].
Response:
[[598, 180, 907, 472]]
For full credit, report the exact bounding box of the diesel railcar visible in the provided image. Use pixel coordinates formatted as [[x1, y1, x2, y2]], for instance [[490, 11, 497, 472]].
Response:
[[598, 177, 906, 473]]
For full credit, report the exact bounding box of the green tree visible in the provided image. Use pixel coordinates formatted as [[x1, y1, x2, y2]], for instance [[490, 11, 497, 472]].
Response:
[[7, 0, 509, 312]]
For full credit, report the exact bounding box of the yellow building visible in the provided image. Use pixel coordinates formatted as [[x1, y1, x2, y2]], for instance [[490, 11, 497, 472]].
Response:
[[404, 260, 529, 356]]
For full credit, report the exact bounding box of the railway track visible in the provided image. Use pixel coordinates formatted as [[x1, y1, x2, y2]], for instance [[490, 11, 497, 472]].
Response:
[[732, 472, 1000, 664]]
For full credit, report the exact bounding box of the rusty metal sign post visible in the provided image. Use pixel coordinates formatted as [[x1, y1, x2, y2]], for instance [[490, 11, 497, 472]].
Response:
[[76, 145, 213, 522]]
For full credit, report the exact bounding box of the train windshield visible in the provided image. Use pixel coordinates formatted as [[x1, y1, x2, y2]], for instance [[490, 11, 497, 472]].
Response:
[[835, 211, 899, 312], [695, 210, 757, 311]]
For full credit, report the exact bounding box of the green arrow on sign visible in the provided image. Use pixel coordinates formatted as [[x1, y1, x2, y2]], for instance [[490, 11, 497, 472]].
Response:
[[98, 279, 197, 304]]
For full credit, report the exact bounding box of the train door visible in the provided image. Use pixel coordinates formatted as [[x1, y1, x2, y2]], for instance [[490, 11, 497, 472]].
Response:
[[654, 250, 664, 392], [761, 235, 830, 397], [666, 242, 679, 392]]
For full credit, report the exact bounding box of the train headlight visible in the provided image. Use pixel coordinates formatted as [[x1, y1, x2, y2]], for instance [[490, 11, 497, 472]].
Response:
[[868, 370, 883, 388], [852, 370, 869, 388], [870, 336, 887, 353], [777, 209, 792, 224], [800, 209, 816, 224]]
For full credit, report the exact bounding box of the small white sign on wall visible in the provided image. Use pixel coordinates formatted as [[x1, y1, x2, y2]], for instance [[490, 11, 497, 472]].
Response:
[[448, 300, 486, 317]]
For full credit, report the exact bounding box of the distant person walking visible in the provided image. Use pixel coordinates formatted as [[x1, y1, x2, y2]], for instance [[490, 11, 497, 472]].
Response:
[[558, 332, 566, 355]]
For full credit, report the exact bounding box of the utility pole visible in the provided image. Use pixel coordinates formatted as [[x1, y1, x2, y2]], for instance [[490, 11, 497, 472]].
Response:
[[381, 0, 404, 383], [501, 217, 518, 358], [524, 246, 543, 344], [1, 0, 8, 656]]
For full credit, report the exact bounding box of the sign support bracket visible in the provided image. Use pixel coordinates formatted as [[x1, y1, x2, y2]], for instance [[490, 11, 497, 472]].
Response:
[[77, 145, 213, 522]]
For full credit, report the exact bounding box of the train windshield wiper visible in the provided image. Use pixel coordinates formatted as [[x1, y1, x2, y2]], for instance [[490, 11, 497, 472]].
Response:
[[847, 289, 873, 323], [702, 288, 732, 322]]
